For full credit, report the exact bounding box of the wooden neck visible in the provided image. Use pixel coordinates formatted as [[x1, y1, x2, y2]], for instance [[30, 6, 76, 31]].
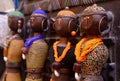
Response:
[[58, 37, 68, 47], [34, 32, 41, 36]]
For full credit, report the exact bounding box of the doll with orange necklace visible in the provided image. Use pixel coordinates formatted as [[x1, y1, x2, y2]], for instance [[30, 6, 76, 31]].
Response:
[[73, 4, 112, 81], [48, 7, 78, 81]]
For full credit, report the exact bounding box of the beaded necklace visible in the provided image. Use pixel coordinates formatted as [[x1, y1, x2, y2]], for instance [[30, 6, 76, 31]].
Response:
[[53, 41, 71, 63], [75, 37, 103, 62]]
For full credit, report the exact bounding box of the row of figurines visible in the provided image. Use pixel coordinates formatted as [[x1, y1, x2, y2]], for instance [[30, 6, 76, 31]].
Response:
[[5, 4, 114, 40], [1, 4, 113, 81]]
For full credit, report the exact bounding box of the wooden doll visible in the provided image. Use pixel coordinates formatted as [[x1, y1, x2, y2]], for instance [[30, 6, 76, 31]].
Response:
[[22, 9, 48, 81], [2, 11, 24, 81], [73, 4, 110, 81], [48, 8, 78, 81]]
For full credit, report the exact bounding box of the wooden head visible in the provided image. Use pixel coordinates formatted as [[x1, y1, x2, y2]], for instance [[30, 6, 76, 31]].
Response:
[[8, 11, 24, 33], [80, 4, 109, 36], [53, 8, 78, 37], [29, 9, 48, 33]]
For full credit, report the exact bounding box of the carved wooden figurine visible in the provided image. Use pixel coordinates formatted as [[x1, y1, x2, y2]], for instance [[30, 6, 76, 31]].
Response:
[[48, 7, 78, 81], [22, 9, 48, 81], [73, 4, 110, 81], [1, 11, 24, 81]]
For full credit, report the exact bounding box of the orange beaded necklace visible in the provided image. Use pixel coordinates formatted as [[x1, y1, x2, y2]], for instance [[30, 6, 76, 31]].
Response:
[[75, 37, 103, 62], [53, 41, 71, 63]]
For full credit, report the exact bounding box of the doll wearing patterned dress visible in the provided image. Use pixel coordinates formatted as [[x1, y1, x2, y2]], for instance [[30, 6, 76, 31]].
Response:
[[73, 4, 112, 81]]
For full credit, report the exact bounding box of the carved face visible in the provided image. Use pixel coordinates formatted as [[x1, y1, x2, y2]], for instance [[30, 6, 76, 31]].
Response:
[[30, 15, 47, 33], [80, 14, 108, 35], [53, 16, 77, 37], [8, 16, 24, 33]]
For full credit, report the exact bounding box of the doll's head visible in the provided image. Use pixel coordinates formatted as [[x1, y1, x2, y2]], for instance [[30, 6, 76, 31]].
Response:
[[30, 9, 48, 33], [53, 7, 78, 37], [8, 11, 24, 33], [80, 4, 111, 36]]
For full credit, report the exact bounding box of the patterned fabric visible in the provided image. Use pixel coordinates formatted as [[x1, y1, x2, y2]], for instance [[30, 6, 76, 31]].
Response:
[[75, 37, 103, 62], [82, 75, 103, 81], [80, 43, 108, 81]]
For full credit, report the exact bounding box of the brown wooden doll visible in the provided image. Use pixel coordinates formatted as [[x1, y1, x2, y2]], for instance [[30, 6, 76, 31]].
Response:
[[48, 7, 78, 81], [22, 9, 48, 81], [1, 11, 24, 81], [73, 4, 110, 81]]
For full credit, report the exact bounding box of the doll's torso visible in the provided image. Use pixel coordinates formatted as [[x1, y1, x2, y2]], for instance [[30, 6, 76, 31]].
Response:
[[26, 39, 48, 69], [49, 46, 76, 81], [80, 42, 108, 81], [49, 46, 75, 69], [2, 35, 24, 81], [25, 39, 48, 81], [7, 38, 24, 62]]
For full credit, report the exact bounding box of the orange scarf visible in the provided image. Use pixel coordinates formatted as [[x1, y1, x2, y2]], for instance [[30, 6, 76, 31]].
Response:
[[53, 41, 71, 63], [75, 37, 103, 62]]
